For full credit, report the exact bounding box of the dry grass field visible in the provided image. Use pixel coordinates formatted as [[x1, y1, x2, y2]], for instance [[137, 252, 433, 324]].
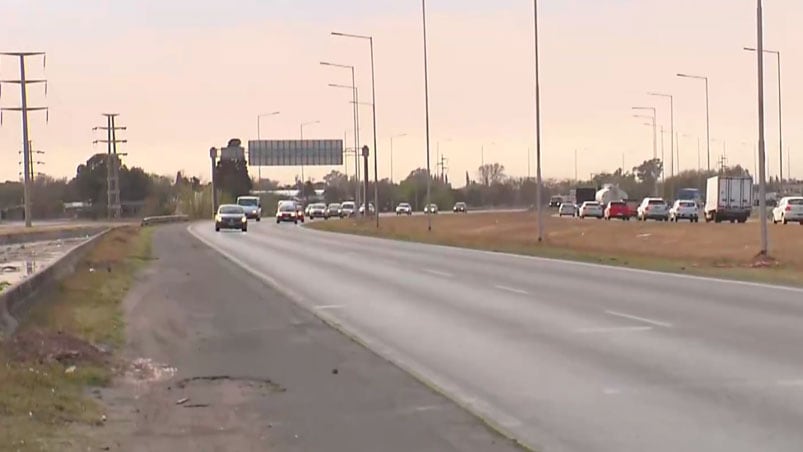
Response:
[[308, 212, 803, 285]]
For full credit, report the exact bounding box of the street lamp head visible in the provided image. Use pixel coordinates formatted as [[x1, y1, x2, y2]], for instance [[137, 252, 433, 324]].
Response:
[[331, 31, 372, 40]]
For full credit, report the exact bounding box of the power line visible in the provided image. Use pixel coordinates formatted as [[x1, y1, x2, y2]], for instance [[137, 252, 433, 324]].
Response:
[[0, 52, 48, 227]]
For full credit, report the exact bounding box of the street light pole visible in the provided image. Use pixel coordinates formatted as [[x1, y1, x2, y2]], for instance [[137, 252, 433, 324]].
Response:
[[332, 31, 380, 227], [677, 73, 711, 172], [532, 0, 544, 242], [756, 0, 768, 255], [322, 62, 361, 205], [633, 107, 658, 196], [744, 46, 783, 192], [421, 0, 433, 231], [300, 120, 320, 184], [648, 92, 674, 178], [256, 111, 280, 182]]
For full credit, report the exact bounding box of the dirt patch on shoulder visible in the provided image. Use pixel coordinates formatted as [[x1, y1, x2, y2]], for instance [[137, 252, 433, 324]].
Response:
[[5, 328, 109, 366]]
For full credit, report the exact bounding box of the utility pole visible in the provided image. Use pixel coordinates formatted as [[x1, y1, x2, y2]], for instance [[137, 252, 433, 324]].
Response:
[[18, 140, 45, 182], [93, 114, 127, 220], [438, 155, 449, 182], [1, 52, 48, 228], [756, 0, 769, 256], [210, 147, 219, 215], [362, 146, 370, 215]]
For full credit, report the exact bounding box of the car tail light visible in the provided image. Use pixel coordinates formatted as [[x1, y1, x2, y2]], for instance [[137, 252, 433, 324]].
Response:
[[786, 205, 792, 211]]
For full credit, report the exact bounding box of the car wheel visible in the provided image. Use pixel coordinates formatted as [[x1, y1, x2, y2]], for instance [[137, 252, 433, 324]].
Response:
[[215, 226, 220, 232], [256, 217, 261, 222], [783, 217, 788, 225], [242, 226, 247, 232], [276, 219, 280, 224]]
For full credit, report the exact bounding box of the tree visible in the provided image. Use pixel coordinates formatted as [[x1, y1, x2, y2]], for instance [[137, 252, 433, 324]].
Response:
[[301, 181, 317, 198], [478, 163, 506, 186], [214, 158, 252, 200]]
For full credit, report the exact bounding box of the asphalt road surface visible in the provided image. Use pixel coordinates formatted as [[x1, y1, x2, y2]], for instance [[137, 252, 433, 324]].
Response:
[[113, 224, 519, 451], [189, 220, 803, 452]]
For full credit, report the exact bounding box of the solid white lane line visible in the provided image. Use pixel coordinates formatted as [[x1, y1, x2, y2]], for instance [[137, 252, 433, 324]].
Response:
[[315, 304, 346, 311], [494, 285, 529, 295], [605, 310, 673, 328], [575, 326, 653, 334], [423, 268, 453, 278]]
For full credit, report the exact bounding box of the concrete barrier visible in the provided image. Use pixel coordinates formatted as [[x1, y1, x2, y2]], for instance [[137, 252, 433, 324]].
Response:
[[0, 226, 107, 246], [0, 228, 111, 337], [140, 215, 190, 226]]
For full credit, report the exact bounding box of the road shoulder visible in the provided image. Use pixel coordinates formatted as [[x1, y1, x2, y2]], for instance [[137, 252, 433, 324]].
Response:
[[96, 223, 523, 452]]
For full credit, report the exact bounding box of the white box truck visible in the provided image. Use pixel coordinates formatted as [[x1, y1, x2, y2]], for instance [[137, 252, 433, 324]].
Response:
[[704, 175, 753, 223]]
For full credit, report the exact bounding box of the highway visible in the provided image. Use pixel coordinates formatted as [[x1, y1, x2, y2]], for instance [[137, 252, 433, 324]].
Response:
[[189, 221, 803, 452]]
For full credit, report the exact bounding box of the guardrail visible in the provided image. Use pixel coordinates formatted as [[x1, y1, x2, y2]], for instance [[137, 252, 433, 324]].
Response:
[[0, 228, 110, 337], [140, 215, 190, 226]]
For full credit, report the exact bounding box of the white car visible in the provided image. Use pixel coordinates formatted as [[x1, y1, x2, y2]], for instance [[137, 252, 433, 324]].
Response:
[[424, 204, 439, 214], [340, 201, 356, 218], [396, 203, 413, 215], [638, 198, 670, 221], [772, 196, 803, 225], [578, 201, 603, 219], [558, 203, 577, 217], [670, 200, 699, 223], [358, 203, 376, 215]]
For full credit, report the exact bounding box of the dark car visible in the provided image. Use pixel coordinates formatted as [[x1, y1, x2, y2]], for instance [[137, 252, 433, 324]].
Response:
[[215, 204, 247, 232], [549, 196, 564, 208], [453, 202, 468, 213]]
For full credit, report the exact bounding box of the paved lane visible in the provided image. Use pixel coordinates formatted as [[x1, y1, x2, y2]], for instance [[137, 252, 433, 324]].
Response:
[[189, 221, 803, 452]]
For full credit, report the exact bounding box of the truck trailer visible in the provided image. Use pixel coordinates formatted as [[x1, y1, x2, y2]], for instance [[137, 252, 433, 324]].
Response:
[[704, 176, 753, 223]]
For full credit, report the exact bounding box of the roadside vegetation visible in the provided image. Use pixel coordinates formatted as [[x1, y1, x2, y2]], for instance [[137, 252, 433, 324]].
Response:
[[308, 212, 803, 286], [0, 225, 153, 451]]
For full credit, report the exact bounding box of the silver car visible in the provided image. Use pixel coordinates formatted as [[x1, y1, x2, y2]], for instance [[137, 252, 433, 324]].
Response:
[[326, 203, 342, 219], [558, 203, 577, 217], [308, 203, 327, 219], [340, 201, 356, 218]]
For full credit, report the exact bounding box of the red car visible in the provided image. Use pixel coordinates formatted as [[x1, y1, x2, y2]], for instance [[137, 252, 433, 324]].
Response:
[[605, 201, 631, 221]]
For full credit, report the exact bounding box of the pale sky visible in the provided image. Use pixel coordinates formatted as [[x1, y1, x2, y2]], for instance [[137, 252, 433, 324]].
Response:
[[1, 0, 801, 185]]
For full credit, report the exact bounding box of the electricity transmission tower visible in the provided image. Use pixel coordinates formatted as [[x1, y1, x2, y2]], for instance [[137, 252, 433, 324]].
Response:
[[0, 52, 48, 227], [93, 114, 127, 219]]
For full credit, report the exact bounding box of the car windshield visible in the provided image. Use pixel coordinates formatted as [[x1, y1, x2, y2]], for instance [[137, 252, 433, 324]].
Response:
[[585, 202, 599, 207], [609, 202, 625, 207], [342, 203, 355, 209], [648, 200, 665, 205], [456, 203, 466, 207], [329, 204, 340, 208], [679, 202, 696, 207], [237, 198, 258, 206], [279, 204, 295, 212], [313, 204, 326, 209], [787, 198, 803, 206], [399, 204, 410, 208], [219, 206, 243, 214]]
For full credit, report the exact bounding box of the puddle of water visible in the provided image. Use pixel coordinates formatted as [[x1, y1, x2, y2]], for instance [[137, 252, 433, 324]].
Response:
[[0, 237, 89, 290]]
